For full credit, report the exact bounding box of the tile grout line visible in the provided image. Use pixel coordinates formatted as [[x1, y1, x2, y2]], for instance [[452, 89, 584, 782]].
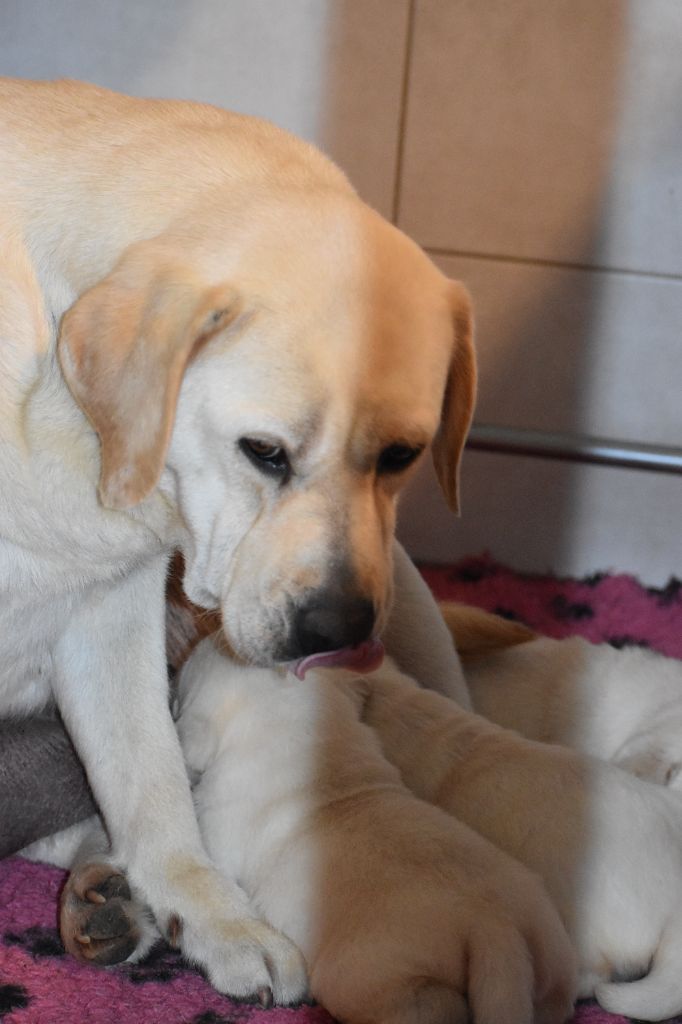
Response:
[[424, 246, 682, 284], [391, 0, 416, 227]]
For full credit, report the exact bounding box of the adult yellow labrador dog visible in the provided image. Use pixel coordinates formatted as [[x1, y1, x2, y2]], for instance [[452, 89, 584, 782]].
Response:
[[0, 78, 568, 1013]]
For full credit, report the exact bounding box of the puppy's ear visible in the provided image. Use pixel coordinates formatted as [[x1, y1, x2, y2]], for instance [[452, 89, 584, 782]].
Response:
[[59, 242, 240, 510], [431, 281, 477, 514], [439, 602, 537, 658]]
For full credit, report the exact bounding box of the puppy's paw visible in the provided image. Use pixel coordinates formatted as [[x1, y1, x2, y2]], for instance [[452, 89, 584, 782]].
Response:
[[614, 740, 682, 788], [61, 863, 156, 966], [460, 859, 577, 1024], [467, 914, 576, 1024]]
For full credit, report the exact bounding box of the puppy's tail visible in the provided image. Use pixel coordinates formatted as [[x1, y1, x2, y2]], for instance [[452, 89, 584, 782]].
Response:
[[439, 602, 537, 660], [595, 929, 682, 1021]]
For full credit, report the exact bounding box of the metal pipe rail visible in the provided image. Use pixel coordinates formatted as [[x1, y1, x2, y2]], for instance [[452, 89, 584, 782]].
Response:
[[466, 424, 682, 475]]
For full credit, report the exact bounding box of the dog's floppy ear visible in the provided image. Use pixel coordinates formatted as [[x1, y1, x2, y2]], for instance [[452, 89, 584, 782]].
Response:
[[59, 242, 240, 510], [431, 281, 477, 514]]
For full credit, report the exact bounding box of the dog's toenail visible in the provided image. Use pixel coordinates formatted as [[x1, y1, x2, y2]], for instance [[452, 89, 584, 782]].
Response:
[[167, 914, 183, 948], [85, 888, 106, 904], [76, 933, 92, 945], [258, 986, 273, 1008]]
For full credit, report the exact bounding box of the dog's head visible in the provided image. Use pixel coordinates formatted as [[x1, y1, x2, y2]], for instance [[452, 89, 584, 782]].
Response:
[[59, 194, 475, 667]]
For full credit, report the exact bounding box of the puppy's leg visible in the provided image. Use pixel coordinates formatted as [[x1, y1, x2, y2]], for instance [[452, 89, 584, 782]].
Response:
[[21, 816, 103, 868], [385, 542, 471, 706], [53, 558, 306, 1004]]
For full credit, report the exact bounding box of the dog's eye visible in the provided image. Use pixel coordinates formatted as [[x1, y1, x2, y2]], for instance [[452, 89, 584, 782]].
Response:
[[377, 444, 423, 475], [239, 437, 290, 478]]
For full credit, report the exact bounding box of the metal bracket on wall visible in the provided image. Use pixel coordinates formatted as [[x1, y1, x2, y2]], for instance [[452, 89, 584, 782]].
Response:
[[466, 425, 682, 475]]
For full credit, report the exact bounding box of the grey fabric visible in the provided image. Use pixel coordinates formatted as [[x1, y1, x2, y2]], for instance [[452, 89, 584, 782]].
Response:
[[0, 715, 96, 857]]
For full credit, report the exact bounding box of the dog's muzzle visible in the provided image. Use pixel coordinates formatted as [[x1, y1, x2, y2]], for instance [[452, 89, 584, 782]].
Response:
[[281, 589, 385, 680], [293, 591, 375, 658]]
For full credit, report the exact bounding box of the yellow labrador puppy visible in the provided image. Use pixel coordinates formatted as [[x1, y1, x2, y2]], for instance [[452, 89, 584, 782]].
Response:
[[358, 654, 682, 1020], [459, 623, 682, 788], [0, 76, 499, 1000], [174, 638, 577, 1024], [24, 629, 577, 1024]]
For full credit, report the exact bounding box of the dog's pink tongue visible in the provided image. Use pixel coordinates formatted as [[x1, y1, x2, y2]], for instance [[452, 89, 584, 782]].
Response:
[[290, 638, 385, 680]]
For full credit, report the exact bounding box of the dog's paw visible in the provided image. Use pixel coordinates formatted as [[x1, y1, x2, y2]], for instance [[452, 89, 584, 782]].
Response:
[[138, 859, 308, 1004], [60, 862, 156, 966], [180, 911, 309, 1006]]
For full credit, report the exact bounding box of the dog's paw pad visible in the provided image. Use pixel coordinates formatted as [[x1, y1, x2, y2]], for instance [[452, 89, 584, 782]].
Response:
[[61, 864, 142, 966]]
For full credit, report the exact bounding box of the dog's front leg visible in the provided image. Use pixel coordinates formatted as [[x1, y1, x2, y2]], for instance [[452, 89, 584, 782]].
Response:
[[384, 542, 471, 707], [52, 556, 307, 1004]]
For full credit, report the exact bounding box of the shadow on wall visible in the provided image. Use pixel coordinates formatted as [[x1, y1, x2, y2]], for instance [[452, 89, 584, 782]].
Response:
[[396, 259, 627, 574], [392, 1, 630, 572]]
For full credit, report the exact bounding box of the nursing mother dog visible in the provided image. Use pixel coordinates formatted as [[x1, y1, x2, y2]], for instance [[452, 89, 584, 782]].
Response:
[[0, 78, 571, 1016]]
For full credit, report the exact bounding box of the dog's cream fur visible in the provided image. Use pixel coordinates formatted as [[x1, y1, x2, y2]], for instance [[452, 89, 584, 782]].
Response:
[[1, 77, 481, 997], [176, 638, 577, 1024]]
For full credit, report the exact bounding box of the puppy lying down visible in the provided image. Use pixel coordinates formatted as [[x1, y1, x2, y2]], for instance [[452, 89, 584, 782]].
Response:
[[175, 634, 682, 1022], [174, 640, 577, 1024], [26, 633, 576, 1024], [361, 653, 682, 1021], [452, 607, 682, 788]]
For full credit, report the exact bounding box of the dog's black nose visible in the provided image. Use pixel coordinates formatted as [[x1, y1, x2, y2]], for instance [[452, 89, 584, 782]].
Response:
[[294, 593, 375, 656]]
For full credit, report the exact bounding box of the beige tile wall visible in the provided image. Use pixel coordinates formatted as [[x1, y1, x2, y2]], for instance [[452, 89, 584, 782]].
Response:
[[394, 0, 680, 582], [434, 254, 681, 446], [399, 0, 682, 275], [2, 0, 679, 580]]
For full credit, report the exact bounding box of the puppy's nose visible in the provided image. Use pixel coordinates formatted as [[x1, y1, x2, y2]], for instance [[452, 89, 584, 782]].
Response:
[[294, 593, 375, 656]]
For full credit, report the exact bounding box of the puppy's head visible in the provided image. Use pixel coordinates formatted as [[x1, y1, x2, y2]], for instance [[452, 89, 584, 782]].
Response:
[[59, 194, 475, 666]]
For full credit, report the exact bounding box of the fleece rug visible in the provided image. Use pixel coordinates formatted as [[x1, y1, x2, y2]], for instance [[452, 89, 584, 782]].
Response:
[[1, 554, 681, 1024]]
